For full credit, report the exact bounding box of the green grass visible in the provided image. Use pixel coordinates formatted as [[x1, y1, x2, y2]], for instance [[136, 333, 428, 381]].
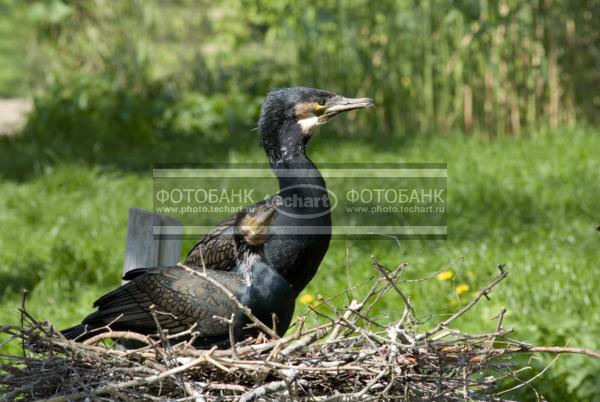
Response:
[[1, 127, 599, 400], [0, 0, 30, 96]]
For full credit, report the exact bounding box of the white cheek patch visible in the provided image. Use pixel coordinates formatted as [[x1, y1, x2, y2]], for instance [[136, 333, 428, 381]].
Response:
[[297, 114, 319, 135]]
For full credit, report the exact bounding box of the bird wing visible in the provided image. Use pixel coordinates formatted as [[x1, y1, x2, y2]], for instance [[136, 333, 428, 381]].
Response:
[[85, 267, 244, 337], [184, 214, 238, 270], [184, 199, 273, 271]]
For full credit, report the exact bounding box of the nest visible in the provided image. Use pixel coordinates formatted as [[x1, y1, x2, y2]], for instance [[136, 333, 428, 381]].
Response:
[[1, 259, 598, 401]]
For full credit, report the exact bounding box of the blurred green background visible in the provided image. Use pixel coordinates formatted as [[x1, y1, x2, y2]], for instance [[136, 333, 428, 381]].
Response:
[[0, 0, 599, 400]]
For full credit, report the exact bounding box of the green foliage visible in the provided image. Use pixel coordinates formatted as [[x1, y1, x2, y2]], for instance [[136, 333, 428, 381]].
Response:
[[0, 1, 599, 400], [164, 92, 261, 141], [0, 72, 260, 178], [0, 0, 32, 95], [11, 0, 600, 137], [1, 128, 599, 400]]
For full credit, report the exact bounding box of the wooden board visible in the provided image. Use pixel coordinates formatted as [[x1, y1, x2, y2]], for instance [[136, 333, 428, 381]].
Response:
[[122, 208, 183, 280]]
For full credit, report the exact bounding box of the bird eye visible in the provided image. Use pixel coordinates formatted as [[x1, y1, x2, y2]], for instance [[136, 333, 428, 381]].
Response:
[[317, 98, 326, 106]]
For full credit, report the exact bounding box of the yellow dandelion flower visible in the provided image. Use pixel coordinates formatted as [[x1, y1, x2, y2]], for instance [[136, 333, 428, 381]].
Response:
[[436, 270, 454, 281], [455, 284, 470, 295], [299, 294, 315, 305]]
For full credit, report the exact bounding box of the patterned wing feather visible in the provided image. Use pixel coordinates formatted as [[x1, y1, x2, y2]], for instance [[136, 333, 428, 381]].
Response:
[[82, 267, 245, 337], [184, 214, 237, 270]]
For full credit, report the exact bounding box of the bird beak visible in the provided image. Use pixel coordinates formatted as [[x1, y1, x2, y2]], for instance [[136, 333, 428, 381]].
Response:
[[319, 96, 374, 124]]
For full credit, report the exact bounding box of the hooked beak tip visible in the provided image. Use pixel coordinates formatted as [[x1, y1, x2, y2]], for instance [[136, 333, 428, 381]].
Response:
[[360, 98, 375, 108], [325, 96, 375, 115]]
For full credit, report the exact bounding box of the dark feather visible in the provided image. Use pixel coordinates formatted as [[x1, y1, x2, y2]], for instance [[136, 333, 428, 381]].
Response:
[[62, 267, 245, 343], [184, 215, 237, 270]]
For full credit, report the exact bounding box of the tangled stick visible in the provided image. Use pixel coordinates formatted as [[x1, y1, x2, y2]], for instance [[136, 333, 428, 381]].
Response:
[[1, 259, 598, 401]]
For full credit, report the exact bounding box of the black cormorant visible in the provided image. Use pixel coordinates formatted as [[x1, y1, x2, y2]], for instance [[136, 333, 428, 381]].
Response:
[[62, 203, 294, 346], [186, 87, 374, 295], [63, 88, 373, 346]]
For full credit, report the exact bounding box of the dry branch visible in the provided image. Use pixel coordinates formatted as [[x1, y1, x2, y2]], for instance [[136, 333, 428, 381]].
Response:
[[1, 260, 598, 401]]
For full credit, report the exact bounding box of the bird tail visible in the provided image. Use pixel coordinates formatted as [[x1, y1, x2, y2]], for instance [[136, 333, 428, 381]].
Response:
[[61, 324, 91, 341]]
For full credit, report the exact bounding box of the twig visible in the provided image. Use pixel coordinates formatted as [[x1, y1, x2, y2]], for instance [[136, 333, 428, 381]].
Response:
[[36, 355, 208, 402], [487, 307, 507, 348], [149, 305, 175, 367], [20, 289, 28, 357], [495, 351, 562, 396], [239, 379, 307, 402], [416, 264, 508, 341], [3, 260, 599, 401], [326, 300, 362, 343], [371, 256, 415, 317], [498, 346, 600, 360], [177, 263, 279, 340], [214, 313, 239, 359], [82, 331, 154, 347], [280, 326, 330, 357]]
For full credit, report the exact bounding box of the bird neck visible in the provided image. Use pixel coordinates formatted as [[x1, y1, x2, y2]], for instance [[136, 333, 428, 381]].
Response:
[[273, 152, 323, 184], [263, 121, 307, 166], [272, 153, 330, 217], [262, 124, 329, 215], [260, 124, 332, 295]]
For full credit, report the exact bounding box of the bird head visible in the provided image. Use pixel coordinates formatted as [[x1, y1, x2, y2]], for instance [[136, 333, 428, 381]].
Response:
[[236, 202, 277, 247], [258, 87, 374, 163]]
